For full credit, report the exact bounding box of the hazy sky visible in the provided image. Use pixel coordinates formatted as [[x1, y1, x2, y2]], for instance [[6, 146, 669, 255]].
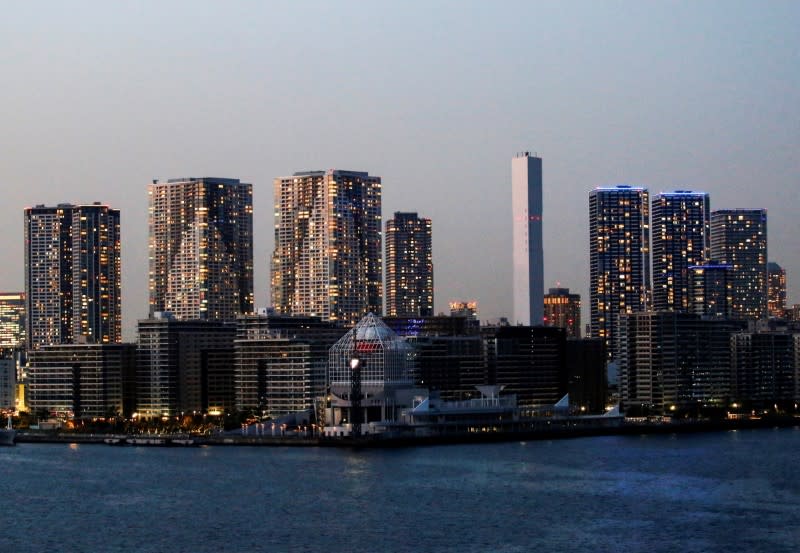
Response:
[[1, 1, 798, 340]]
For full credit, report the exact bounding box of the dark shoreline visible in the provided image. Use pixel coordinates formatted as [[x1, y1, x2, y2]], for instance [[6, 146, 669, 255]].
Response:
[[13, 417, 800, 448]]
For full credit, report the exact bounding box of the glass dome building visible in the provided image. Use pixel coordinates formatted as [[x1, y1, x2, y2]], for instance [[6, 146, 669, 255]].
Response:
[[325, 313, 418, 435], [328, 313, 413, 387]]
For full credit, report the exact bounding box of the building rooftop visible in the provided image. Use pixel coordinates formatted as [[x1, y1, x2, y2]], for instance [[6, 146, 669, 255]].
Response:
[[157, 177, 243, 185], [592, 184, 647, 192]]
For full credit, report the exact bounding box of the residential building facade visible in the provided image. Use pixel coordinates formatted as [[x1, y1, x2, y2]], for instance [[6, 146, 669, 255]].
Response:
[[617, 312, 746, 414], [233, 314, 345, 417], [27, 343, 136, 418], [271, 170, 382, 326], [731, 332, 798, 408], [589, 185, 651, 357], [767, 262, 787, 318], [136, 314, 236, 418], [710, 209, 767, 320], [651, 191, 710, 312], [25, 203, 121, 348], [543, 287, 581, 338], [689, 263, 733, 318], [0, 292, 26, 348], [148, 177, 253, 321], [385, 212, 433, 317]]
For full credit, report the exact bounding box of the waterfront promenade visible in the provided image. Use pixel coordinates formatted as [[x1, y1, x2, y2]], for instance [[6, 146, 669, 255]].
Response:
[[14, 416, 800, 447]]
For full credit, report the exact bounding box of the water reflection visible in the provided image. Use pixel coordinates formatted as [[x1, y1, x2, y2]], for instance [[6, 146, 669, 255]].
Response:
[[1, 431, 798, 553]]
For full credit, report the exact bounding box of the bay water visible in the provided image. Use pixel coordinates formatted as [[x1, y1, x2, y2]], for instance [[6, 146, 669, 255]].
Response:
[[2, 428, 799, 552]]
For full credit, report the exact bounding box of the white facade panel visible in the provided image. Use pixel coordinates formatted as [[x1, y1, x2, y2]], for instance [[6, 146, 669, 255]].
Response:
[[512, 153, 544, 326]]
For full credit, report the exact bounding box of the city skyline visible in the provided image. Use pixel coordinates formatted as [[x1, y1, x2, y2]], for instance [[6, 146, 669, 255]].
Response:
[[6, 165, 794, 340], [0, 3, 798, 340], [5, 162, 796, 339]]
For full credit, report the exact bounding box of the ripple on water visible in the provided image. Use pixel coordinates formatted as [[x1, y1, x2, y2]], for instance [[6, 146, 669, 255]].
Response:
[[2, 431, 800, 553]]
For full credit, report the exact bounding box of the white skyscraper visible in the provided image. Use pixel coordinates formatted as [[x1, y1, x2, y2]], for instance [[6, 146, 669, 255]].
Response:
[[512, 152, 544, 326]]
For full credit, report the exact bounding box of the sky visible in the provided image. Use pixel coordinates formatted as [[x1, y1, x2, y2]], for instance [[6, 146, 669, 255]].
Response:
[[1, 1, 798, 340]]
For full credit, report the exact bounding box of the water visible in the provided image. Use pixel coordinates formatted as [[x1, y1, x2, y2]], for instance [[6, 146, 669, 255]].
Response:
[[2, 428, 799, 552]]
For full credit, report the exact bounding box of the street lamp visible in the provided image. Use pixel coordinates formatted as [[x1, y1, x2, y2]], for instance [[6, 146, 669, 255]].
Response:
[[350, 356, 362, 438]]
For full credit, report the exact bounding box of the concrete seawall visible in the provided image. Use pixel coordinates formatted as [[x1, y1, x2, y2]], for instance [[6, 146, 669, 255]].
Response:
[[14, 417, 800, 448]]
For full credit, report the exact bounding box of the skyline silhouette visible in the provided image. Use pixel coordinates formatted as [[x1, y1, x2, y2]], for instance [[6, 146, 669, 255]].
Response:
[[1, 2, 798, 340]]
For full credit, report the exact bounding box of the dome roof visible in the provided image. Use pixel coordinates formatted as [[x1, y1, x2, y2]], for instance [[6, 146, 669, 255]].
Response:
[[330, 313, 406, 350], [352, 313, 398, 343]]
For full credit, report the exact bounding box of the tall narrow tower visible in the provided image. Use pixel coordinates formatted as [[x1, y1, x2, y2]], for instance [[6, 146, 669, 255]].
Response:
[[71, 204, 122, 344], [512, 152, 544, 326], [385, 212, 433, 317], [24, 204, 73, 347], [24, 203, 121, 348], [652, 191, 710, 312], [148, 177, 254, 321], [589, 185, 651, 357], [271, 170, 382, 326], [710, 209, 767, 320]]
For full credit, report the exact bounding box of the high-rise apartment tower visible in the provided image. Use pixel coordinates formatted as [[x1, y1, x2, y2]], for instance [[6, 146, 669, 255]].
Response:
[[589, 185, 650, 357], [767, 262, 786, 318], [710, 209, 767, 320], [689, 263, 733, 318], [652, 191, 710, 312], [271, 170, 382, 326], [24, 203, 121, 348], [512, 152, 544, 325], [148, 177, 254, 321], [385, 212, 433, 317]]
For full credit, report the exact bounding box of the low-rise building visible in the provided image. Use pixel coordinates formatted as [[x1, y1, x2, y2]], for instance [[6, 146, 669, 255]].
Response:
[[136, 314, 235, 418], [0, 358, 15, 411], [234, 314, 345, 417], [543, 288, 581, 338], [565, 338, 607, 413], [406, 335, 487, 401], [731, 331, 798, 409], [486, 325, 568, 411], [27, 343, 136, 418], [617, 312, 746, 414]]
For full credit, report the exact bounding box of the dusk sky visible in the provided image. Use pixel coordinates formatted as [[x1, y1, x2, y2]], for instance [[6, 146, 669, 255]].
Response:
[[1, 1, 798, 339]]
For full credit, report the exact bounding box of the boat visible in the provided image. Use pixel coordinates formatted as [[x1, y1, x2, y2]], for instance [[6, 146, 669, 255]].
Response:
[[0, 415, 16, 446], [168, 437, 198, 447], [103, 436, 126, 445], [125, 436, 166, 446]]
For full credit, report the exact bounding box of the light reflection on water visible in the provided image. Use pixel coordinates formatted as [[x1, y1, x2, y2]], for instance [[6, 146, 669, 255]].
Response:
[[1, 429, 799, 553]]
